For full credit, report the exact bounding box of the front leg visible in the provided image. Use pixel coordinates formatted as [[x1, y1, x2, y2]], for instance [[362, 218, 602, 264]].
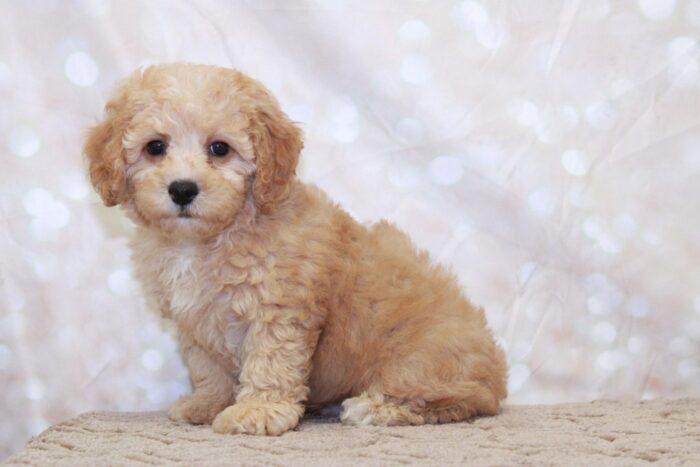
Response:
[[168, 336, 237, 425], [212, 309, 320, 436]]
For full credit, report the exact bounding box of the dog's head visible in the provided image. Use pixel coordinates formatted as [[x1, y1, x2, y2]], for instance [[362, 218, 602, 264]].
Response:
[[85, 63, 302, 238]]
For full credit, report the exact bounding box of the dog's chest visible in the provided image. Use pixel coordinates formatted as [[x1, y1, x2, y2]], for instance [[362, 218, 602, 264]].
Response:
[[148, 241, 260, 360], [158, 244, 198, 315]]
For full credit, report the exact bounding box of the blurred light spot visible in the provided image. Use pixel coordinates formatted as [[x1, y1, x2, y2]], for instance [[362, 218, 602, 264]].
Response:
[[667, 36, 698, 59], [327, 96, 359, 143], [625, 296, 650, 318], [561, 150, 590, 176], [25, 252, 57, 281], [694, 296, 700, 315], [23, 188, 54, 216], [23, 188, 71, 239], [585, 101, 617, 130], [613, 214, 637, 238], [395, 117, 424, 144], [168, 382, 189, 401], [525, 301, 542, 321], [583, 218, 604, 239], [535, 106, 580, 143], [687, 320, 700, 339], [517, 261, 537, 285], [33, 203, 70, 235], [400, 55, 432, 84], [508, 99, 539, 127], [584, 272, 621, 295], [141, 348, 164, 371], [642, 391, 657, 400], [25, 378, 45, 401], [609, 79, 635, 98], [558, 105, 579, 130], [146, 384, 166, 405], [638, 0, 676, 20], [535, 120, 560, 145], [596, 350, 628, 371], [452, 0, 489, 32], [588, 297, 609, 316], [474, 20, 505, 49], [677, 359, 698, 379], [60, 171, 90, 200], [591, 321, 617, 344], [465, 141, 504, 171], [429, 156, 463, 185], [528, 188, 555, 216], [108, 269, 137, 297], [508, 364, 531, 393], [9, 126, 41, 158], [65, 51, 99, 87], [628, 335, 649, 354], [643, 230, 661, 245], [399, 19, 432, 47], [452, 0, 504, 49], [583, 217, 620, 254], [666, 37, 700, 86], [669, 336, 694, 355], [585, 273, 624, 312], [139, 322, 161, 340], [388, 163, 422, 190]]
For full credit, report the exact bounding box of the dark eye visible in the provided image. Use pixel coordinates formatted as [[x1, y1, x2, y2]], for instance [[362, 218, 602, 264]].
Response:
[[209, 141, 230, 157], [145, 140, 166, 156]]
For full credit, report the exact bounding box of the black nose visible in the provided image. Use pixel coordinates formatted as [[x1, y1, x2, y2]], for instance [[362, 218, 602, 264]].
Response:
[[168, 180, 199, 206]]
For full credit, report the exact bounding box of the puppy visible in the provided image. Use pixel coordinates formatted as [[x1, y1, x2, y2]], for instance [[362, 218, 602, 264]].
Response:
[[85, 63, 507, 435]]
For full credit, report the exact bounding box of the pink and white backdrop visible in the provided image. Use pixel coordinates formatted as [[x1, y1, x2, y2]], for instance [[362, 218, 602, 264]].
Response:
[[1, 0, 699, 459]]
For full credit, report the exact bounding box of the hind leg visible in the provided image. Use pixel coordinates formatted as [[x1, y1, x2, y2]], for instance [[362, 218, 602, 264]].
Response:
[[340, 392, 424, 426], [339, 381, 500, 427]]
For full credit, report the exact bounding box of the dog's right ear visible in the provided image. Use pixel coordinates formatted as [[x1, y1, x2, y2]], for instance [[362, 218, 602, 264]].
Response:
[[84, 113, 127, 207]]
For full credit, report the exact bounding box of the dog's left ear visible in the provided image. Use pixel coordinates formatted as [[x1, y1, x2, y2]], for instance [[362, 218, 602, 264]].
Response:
[[249, 97, 303, 215], [84, 115, 127, 207]]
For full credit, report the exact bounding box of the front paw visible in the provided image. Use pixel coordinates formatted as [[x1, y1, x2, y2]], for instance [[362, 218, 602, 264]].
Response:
[[168, 393, 231, 425], [212, 399, 303, 436]]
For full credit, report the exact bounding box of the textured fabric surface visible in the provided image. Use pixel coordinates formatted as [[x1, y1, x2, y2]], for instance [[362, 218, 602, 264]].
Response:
[[5, 399, 699, 466]]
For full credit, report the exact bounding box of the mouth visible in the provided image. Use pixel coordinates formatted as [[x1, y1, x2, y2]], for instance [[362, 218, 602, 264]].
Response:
[[177, 207, 193, 219]]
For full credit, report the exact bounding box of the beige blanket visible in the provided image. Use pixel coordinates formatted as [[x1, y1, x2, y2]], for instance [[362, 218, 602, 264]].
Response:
[[5, 399, 699, 466]]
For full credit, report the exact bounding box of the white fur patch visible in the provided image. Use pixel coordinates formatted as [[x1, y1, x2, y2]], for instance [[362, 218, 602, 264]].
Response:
[[160, 242, 198, 316], [340, 396, 378, 426]]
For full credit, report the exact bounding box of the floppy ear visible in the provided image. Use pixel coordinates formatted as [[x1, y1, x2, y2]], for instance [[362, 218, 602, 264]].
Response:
[[249, 99, 303, 215], [84, 115, 127, 207]]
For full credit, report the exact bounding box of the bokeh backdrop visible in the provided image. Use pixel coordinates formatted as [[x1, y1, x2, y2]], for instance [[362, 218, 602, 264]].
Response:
[[2, 0, 700, 459]]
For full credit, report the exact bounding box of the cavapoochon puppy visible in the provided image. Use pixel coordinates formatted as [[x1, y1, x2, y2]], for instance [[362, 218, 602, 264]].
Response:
[[85, 63, 507, 436]]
